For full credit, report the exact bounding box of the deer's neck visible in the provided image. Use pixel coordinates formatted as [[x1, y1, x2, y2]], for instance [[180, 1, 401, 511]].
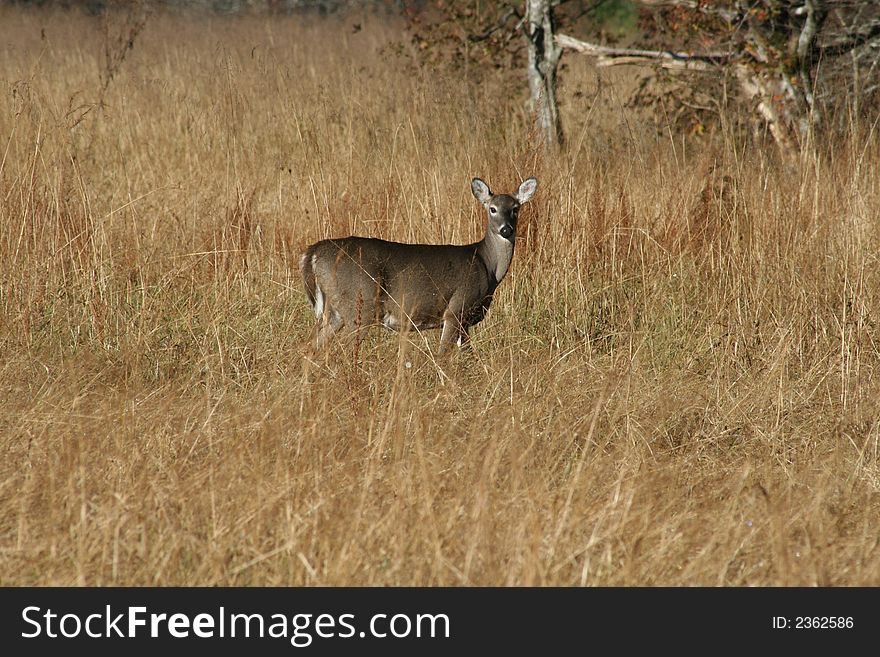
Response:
[[477, 231, 515, 285]]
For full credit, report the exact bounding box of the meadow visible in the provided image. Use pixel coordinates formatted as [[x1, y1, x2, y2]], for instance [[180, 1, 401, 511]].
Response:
[[1, 7, 879, 585]]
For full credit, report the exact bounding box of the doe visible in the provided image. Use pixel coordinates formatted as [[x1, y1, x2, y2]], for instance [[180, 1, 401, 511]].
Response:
[[299, 176, 538, 353]]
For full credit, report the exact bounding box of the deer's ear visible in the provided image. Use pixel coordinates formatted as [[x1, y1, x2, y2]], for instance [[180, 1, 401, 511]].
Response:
[[471, 178, 491, 204], [517, 177, 538, 204]]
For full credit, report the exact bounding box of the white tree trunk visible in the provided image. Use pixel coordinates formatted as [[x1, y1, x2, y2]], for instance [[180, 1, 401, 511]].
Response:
[[526, 0, 563, 148]]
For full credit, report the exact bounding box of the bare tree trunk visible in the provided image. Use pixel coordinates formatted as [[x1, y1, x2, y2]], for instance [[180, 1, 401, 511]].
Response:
[[793, 0, 827, 139], [526, 0, 563, 148]]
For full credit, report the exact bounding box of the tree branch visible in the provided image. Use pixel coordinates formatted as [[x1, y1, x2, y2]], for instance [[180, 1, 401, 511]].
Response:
[[820, 18, 880, 57], [555, 33, 733, 71], [555, 32, 798, 152], [734, 64, 796, 152]]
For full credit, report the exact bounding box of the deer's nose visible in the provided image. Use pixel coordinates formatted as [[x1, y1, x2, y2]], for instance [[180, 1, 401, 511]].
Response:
[[500, 224, 514, 239]]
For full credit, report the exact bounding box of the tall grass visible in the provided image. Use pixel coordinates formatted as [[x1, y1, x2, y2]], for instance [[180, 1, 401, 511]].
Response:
[[1, 8, 879, 585]]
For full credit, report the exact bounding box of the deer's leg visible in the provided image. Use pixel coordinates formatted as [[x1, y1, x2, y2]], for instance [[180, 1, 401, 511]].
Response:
[[439, 315, 466, 355], [315, 323, 335, 350], [315, 306, 343, 350]]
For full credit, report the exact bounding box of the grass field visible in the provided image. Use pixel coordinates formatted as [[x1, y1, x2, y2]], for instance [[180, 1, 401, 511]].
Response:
[[1, 7, 879, 586]]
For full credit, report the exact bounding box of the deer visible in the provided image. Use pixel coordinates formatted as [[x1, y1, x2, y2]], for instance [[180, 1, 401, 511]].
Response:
[[299, 176, 538, 353]]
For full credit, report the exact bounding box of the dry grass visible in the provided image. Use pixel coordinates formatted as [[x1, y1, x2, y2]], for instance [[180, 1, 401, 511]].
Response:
[[1, 7, 880, 586]]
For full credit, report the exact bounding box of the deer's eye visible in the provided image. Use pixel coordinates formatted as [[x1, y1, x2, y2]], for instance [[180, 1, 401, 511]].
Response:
[[489, 206, 497, 215]]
